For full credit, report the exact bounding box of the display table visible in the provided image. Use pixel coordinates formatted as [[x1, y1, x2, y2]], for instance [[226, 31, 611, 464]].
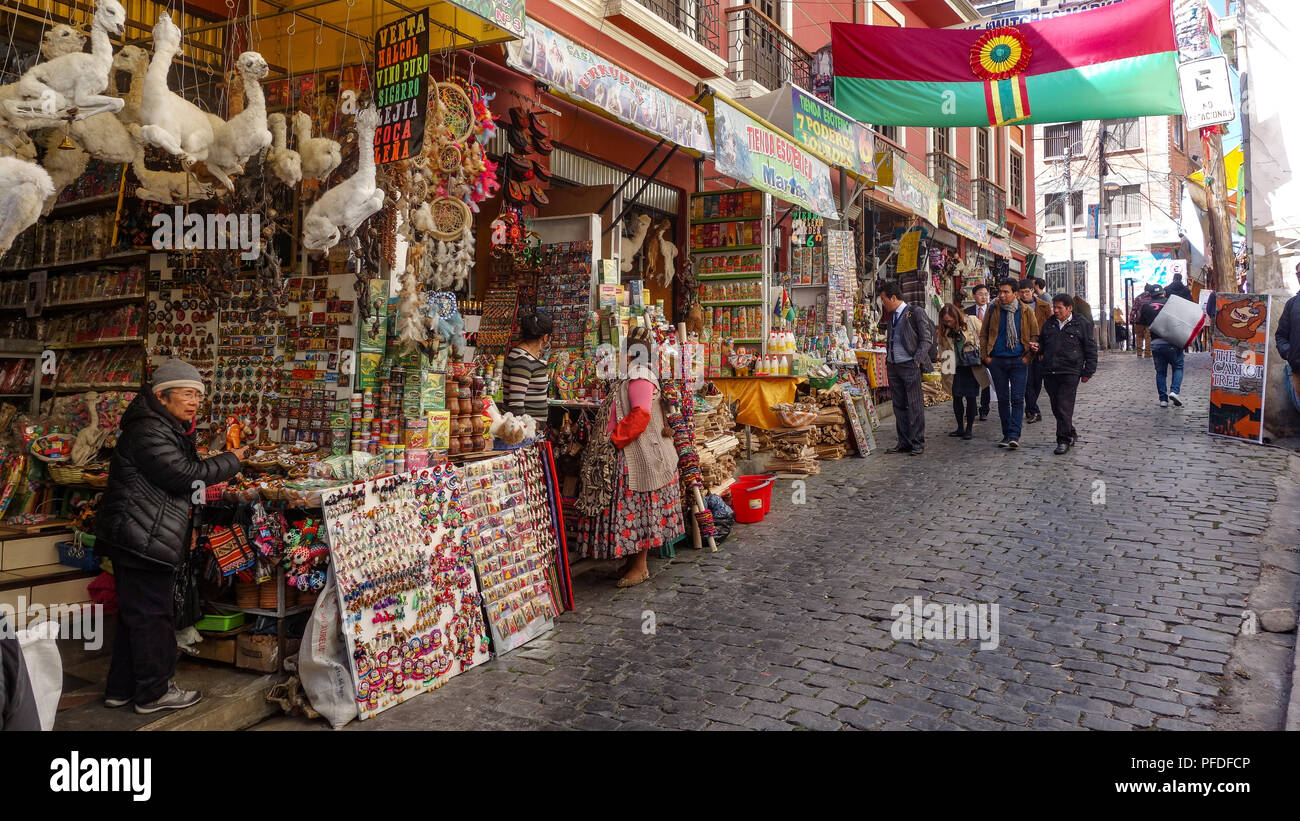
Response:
[[709, 376, 801, 430]]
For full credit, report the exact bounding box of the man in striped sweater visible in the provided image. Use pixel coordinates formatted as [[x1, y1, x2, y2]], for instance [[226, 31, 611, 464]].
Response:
[[504, 313, 553, 427]]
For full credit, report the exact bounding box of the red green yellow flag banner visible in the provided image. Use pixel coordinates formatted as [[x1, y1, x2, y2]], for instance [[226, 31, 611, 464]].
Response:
[[831, 0, 1182, 127]]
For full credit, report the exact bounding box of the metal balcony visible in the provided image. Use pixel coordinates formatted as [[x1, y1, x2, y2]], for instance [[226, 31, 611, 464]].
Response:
[[725, 5, 813, 93], [973, 178, 1006, 223], [637, 0, 721, 53], [928, 151, 971, 210]]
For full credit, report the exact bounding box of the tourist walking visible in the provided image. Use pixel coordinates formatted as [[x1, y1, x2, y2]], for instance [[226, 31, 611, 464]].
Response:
[[1038, 294, 1098, 454], [938, 303, 987, 440], [980, 279, 1040, 449], [1138, 287, 1183, 407], [965, 284, 993, 420]]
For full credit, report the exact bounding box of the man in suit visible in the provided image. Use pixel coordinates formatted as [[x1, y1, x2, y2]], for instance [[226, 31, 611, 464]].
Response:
[[965, 283, 993, 420], [880, 282, 935, 455]]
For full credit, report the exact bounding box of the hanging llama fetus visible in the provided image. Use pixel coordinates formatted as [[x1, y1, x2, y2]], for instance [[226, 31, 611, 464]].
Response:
[[0, 157, 55, 256], [266, 113, 301, 186], [3, 0, 127, 124], [301, 107, 384, 252], [620, 213, 652, 273], [136, 13, 215, 166], [200, 52, 271, 191], [111, 45, 149, 125], [42, 25, 87, 59], [293, 111, 342, 181]]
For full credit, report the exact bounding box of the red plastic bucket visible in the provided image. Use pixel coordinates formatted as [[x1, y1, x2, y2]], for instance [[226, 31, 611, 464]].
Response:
[[732, 474, 775, 523]]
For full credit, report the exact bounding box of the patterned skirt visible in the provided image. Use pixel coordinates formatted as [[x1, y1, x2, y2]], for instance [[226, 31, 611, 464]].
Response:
[[574, 450, 684, 561]]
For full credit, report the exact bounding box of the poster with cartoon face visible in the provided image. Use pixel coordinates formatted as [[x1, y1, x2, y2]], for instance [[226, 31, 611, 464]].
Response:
[[1209, 293, 1270, 442]]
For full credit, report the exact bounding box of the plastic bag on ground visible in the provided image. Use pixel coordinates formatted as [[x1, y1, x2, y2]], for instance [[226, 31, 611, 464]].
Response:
[[297, 569, 356, 729], [705, 494, 734, 543], [16, 619, 61, 731]]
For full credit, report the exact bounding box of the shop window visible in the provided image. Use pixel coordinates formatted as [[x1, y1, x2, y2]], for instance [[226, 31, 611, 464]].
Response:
[[1109, 184, 1143, 224], [1009, 148, 1024, 212], [1045, 260, 1087, 296], [976, 128, 991, 181], [1043, 122, 1082, 160], [1173, 115, 1184, 151], [1105, 118, 1142, 152], [1043, 191, 1083, 230], [874, 124, 899, 144], [933, 126, 953, 157]]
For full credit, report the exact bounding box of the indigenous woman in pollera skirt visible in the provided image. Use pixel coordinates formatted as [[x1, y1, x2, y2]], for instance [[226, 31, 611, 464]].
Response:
[[574, 326, 684, 587]]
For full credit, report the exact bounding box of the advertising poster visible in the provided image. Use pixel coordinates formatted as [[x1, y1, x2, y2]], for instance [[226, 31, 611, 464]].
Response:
[[373, 10, 429, 164], [449, 0, 525, 38], [896, 160, 940, 225], [710, 95, 839, 220], [790, 86, 877, 181], [506, 20, 713, 154], [897, 228, 921, 274], [1209, 293, 1270, 443]]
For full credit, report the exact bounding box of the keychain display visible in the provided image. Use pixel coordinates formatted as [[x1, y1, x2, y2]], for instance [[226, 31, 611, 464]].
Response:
[[322, 467, 490, 720]]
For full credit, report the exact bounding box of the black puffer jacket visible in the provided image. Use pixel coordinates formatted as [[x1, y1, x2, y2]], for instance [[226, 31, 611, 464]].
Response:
[[96, 388, 241, 569], [1038, 314, 1098, 378]]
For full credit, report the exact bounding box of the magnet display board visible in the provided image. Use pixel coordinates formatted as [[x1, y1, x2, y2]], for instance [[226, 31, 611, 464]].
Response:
[[322, 470, 490, 720]]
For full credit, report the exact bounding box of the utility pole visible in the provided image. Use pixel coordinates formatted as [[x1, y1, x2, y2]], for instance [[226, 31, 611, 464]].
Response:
[[1203, 126, 1237, 292], [1098, 122, 1111, 349], [1237, 0, 1253, 292], [1064, 143, 1075, 297]]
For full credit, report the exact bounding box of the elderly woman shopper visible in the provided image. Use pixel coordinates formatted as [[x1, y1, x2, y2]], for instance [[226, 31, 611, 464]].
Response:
[[573, 326, 683, 587], [938, 303, 988, 440], [96, 360, 245, 714]]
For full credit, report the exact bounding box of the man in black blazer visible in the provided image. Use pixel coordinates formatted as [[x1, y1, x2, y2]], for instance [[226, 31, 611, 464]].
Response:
[[965, 283, 993, 420]]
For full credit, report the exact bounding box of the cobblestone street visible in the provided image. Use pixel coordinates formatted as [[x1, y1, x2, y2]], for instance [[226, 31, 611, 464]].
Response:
[[305, 351, 1298, 731]]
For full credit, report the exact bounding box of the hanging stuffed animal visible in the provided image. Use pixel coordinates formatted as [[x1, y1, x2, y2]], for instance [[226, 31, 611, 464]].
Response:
[[265, 112, 301, 187], [0, 156, 55, 256], [38, 129, 88, 213], [2, 0, 126, 124], [643, 218, 677, 287], [41, 24, 87, 60], [199, 51, 271, 190], [111, 45, 148, 124], [620, 213, 651, 273], [137, 13, 215, 166], [301, 107, 384, 252], [125, 126, 213, 203], [293, 111, 342, 181], [51, 42, 140, 176]]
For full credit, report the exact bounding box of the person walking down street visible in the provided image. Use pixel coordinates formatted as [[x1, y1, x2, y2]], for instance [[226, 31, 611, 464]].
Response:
[[980, 279, 1040, 449], [965, 283, 994, 421], [1113, 307, 1129, 350], [573, 326, 684, 587], [1131, 285, 1155, 359], [1019, 278, 1053, 426], [1033, 277, 1053, 310], [1274, 262, 1300, 403], [879, 282, 935, 455], [1139, 286, 1183, 408], [938, 303, 988, 440], [96, 360, 246, 714], [1038, 294, 1098, 455], [1166, 273, 1193, 302]]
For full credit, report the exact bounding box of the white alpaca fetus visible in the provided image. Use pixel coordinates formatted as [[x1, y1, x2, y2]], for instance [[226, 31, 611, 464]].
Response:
[[266, 113, 301, 186], [4, 0, 127, 123], [200, 51, 271, 189], [0, 157, 55, 255], [302, 107, 383, 252], [136, 13, 214, 166], [293, 111, 341, 181]]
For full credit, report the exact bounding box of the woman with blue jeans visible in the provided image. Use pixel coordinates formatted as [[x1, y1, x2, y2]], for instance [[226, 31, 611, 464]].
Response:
[[1152, 338, 1184, 407]]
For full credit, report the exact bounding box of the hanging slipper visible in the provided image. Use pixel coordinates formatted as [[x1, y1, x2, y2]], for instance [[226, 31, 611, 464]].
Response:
[[529, 185, 550, 207], [531, 136, 553, 155], [504, 179, 525, 205], [528, 111, 550, 139], [505, 125, 530, 153], [505, 153, 532, 176], [530, 160, 552, 183], [510, 107, 528, 130]]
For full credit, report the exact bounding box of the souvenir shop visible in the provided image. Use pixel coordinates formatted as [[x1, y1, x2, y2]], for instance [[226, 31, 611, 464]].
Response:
[[0, 0, 893, 725]]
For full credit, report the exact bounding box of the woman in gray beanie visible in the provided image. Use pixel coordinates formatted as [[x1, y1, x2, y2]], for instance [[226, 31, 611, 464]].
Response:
[[96, 359, 246, 713]]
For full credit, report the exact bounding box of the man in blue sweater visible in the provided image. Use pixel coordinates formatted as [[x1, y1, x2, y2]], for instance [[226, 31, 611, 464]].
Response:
[[978, 279, 1041, 449]]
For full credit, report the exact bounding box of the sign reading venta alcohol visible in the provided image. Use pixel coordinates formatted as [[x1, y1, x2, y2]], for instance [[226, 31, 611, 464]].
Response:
[[373, 10, 429, 164]]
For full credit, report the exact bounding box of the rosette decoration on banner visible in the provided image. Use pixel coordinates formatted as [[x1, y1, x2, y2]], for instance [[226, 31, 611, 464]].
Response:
[[969, 28, 1032, 126]]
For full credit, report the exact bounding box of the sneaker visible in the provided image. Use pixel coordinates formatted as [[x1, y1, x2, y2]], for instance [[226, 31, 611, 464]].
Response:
[[997, 438, 1011, 448], [1007, 440, 1020, 449], [1169, 392, 1182, 407], [1026, 413, 1041, 424], [910, 447, 925, 455], [103, 694, 132, 709], [133, 683, 202, 714], [1160, 400, 1168, 408]]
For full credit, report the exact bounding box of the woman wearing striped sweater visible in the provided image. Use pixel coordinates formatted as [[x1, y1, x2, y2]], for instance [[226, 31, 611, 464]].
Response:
[[504, 313, 553, 428]]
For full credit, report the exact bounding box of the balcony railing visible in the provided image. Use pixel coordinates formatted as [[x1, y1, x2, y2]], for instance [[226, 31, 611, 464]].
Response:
[[725, 5, 813, 93], [637, 0, 721, 53], [973, 178, 1006, 223], [928, 151, 971, 210]]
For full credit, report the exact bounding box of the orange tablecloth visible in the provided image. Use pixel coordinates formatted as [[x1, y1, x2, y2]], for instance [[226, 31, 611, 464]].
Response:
[[708, 377, 801, 430]]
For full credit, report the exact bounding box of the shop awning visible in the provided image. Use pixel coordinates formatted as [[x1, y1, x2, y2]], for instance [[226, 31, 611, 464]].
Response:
[[145, 0, 523, 77], [940, 200, 989, 248], [504, 17, 714, 157], [702, 90, 839, 220], [744, 84, 877, 185]]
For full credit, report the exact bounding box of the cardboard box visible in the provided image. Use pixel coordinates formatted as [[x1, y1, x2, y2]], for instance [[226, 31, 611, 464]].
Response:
[[235, 633, 301, 673], [192, 635, 239, 665]]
